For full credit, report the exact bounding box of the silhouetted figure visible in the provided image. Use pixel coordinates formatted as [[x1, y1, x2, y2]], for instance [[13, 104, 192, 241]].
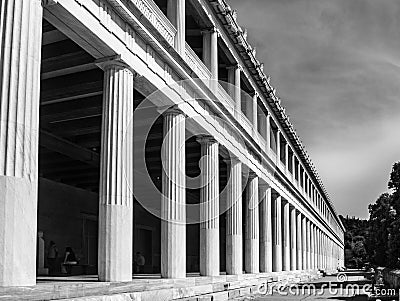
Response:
[[135, 252, 145, 274], [62, 247, 78, 274], [47, 241, 58, 275]]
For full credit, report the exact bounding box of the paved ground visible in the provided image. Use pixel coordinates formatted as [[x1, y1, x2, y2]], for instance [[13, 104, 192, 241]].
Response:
[[247, 273, 371, 300]]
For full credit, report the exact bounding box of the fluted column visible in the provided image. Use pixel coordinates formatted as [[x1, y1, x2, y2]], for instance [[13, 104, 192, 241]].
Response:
[[306, 220, 311, 270], [266, 115, 271, 151], [314, 226, 318, 269], [310, 223, 315, 269], [227, 64, 241, 118], [245, 173, 259, 273], [98, 61, 134, 282], [203, 28, 218, 93], [161, 108, 186, 278], [290, 206, 297, 270], [272, 195, 282, 272], [0, 0, 43, 287], [260, 185, 273, 273], [252, 92, 258, 133], [167, 0, 185, 55], [302, 216, 307, 270], [296, 212, 303, 270], [198, 136, 220, 276], [282, 200, 290, 271], [226, 157, 243, 275]]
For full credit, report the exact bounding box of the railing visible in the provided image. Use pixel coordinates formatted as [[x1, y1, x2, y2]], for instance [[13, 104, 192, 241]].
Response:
[[185, 43, 212, 82], [217, 83, 235, 115], [238, 111, 253, 136], [131, 0, 177, 47]]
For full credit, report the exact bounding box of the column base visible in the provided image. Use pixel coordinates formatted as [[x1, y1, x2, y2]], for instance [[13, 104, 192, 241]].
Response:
[[0, 176, 38, 287], [200, 228, 219, 277], [98, 204, 133, 282], [226, 234, 242, 275]]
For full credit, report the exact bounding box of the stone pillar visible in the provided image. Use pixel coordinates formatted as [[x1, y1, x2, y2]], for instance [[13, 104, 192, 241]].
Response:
[[227, 65, 241, 118], [198, 136, 220, 276], [0, 0, 43, 287], [302, 217, 307, 270], [272, 195, 282, 272], [282, 200, 290, 271], [310, 224, 315, 269], [203, 28, 218, 93], [266, 115, 271, 151], [167, 0, 185, 55], [306, 220, 311, 270], [285, 144, 289, 174], [296, 212, 303, 270], [290, 206, 297, 270], [252, 92, 258, 133], [260, 185, 273, 273], [226, 157, 243, 275], [245, 174, 259, 274], [314, 226, 318, 269], [276, 131, 281, 165], [161, 108, 186, 278], [292, 155, 296, 183], [98, 61, 134, 282]]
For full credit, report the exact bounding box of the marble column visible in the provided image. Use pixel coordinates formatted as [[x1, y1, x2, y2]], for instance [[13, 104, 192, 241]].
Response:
[[310, 224, 315, 269], [306, 220, 311, 270], [266, 115, 271, 151], [302, 217, 307, 270], [245, 173, 259, 274], [0, 0, 43, 287], [98, 61, 134, 282], [276, 131, 281, 165], [226, 157, 243, 275], [198, 136, 220, 276], [203, 28, 218, 93], [314, 226, 318, 269], [272, 195, 282, 272], [167, 0, 185, 55], [252, 92, 258, 133], [260, 185, 273, 273], [227, 64, 241, 117], [296, 212, 303, 270], [285, 144, 289, 174], [161, 108, 186, 278], [290, 206, 297, 270], [282, 200, 290, 271]]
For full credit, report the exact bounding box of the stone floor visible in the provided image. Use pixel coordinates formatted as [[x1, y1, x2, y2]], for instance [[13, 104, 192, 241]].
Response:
[[0, 271, 322, 301]]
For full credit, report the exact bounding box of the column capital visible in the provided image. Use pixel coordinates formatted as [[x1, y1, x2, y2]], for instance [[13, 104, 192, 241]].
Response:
[[201, 26, 220, 36], [248, 171, 258, 180], [161, 105, 186, 117], [41, 0, 58, 7], [196, 135, 218, 145], [226, 63, 242, 72], [224, 155, 240, 165], [95, 55, 138, 76]]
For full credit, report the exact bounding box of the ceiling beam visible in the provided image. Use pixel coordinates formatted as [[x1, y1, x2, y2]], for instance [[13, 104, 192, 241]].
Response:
[[40, 130, 100, 168]]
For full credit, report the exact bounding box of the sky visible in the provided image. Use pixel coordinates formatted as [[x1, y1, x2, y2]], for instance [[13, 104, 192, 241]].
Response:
[[228, 0, 400, 219]]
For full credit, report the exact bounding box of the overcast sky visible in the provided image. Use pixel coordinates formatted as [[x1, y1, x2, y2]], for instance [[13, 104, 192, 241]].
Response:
[[228, 0, 400, 219]]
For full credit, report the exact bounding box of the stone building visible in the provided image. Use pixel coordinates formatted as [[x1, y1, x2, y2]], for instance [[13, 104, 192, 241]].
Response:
[[0, 0, 345, 291]]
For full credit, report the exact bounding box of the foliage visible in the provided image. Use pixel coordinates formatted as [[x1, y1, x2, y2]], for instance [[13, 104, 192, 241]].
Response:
[[366, 161, 400, 268]]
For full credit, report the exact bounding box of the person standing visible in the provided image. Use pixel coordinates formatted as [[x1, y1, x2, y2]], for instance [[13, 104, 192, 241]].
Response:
[[47, 241, 58, 275]]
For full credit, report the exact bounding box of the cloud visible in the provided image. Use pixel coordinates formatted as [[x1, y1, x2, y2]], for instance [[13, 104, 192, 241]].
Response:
[[228, 0, 400, 218]]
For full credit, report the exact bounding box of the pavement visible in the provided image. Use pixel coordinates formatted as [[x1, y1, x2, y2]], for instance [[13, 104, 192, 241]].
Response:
[[246, 272, 372, 301]]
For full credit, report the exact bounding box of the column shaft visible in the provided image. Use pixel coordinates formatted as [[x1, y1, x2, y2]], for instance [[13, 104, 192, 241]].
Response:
[[296, 212, 303, 270], [198, 136, 220, 276], [252, 93, 258, 132], [167, 0, 185, 55], [260, 186, 273, 273], [301, 216, 307, 270], [282, 201, 290, 271], [290, 206, 297, 270], [272, 195, 282, 272], [0, 0, 43, 286], [203, 28, 218, 92], [226, 158, 243, 275], [245, 175, 259, 273], [161, 109, 186, 278], [306, 220, 311, 269], [98, 62, 134, 282]]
